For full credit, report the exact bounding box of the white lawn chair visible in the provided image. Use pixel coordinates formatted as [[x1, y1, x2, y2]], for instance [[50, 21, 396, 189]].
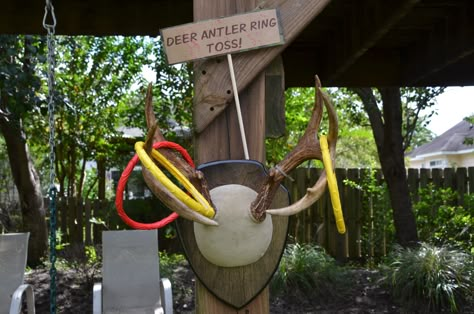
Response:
[[0, 232, 35, 314], [93, 230, 173, 314]]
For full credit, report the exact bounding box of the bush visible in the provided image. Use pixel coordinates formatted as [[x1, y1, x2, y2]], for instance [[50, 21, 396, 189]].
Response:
[[414, 184, 473, 253], [159, 251, 186, 280], [383, 243, 474, 313], [271, 243, 350, 301]]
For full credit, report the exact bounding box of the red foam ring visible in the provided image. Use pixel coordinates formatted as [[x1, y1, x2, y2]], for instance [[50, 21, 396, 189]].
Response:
[[115, 141, 194, 229]]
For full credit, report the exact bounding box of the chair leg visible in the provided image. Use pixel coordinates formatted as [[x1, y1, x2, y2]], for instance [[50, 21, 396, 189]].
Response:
[[160, 278, 173, 314], [9, 284, 35, 314], [93, 282, 102, 314]]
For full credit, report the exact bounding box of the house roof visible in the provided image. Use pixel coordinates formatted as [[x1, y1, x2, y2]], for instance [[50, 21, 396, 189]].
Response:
[[407, 119, 474, 158]]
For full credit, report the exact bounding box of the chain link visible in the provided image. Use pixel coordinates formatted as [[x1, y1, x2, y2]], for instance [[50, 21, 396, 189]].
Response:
[[43, 1, 57, 313]]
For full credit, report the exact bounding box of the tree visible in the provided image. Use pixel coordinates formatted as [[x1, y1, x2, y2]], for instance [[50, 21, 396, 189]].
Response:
[[350, 87, 444, 247], [328, 88, 379, 168], [463, 115, 474, 145], [266, 87, 378, 168], [400, 87, 443, 151], [1, 35, 154, 264], [28, 36, 153, 201], [0, 35, 47, 266]]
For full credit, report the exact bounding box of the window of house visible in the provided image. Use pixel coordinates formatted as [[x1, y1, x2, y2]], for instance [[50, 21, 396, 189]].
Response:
[[429, 160, 445, 167]]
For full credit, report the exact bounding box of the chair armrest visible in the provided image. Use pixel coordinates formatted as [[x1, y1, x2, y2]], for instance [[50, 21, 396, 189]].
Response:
[[9, 284, 35, 314], [160, 278, 173, 314], [93, 282, 102, 314]]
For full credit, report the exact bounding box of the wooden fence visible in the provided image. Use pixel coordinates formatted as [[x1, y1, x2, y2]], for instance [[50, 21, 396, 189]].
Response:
[[283, 166, 473, 261], [47, 197, 182, 252], [48, 167, 473, 259]]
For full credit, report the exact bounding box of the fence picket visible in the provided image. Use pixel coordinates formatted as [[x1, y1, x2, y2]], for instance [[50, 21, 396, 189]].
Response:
[[84, 199, 92, 245], [60, 197, 68, 241], [92, 200, 102, 244], [432, 168, 443, 188], [346, 168, 361, 259], [335, 168, 348, 261], [444, 168, 455, 190], [407, 168, 419, 202], [469, 167, 474, 194], [456, 168, 467, 206], [295, 168, 308, 243], [76, 198, 84, 245], [419, 168, 430, 190]]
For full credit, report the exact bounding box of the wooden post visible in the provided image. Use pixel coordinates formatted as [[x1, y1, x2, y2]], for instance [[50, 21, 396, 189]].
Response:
[[193, 1, 269, 312]]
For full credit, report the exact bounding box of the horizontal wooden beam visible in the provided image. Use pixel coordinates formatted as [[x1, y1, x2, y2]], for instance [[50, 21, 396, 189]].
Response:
[[2, 0, 472, 90], [283, 48, 402, 87], [415, 56, 474, 86], [325, 0, 421, 85], [403, 0, 474, 85], [282, 46, 474, 88], [0, 0, 193, 36], [193, 0, 332, 133]]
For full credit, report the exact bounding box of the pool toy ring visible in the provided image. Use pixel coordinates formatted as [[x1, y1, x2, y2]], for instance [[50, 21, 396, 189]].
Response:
[[320, 135, 346, 234], [115, 141, 197, 229], [134, 141, 215, 218]]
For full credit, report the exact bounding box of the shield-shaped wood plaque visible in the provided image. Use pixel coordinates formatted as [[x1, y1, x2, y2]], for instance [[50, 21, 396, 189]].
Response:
[[177, 160, 289, 309]]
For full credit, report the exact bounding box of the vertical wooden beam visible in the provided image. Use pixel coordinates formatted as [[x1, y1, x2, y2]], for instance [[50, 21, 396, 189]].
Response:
[[193, 0, 332, 132], [265, 56, 286, 139], [193, 1, 269, 312]]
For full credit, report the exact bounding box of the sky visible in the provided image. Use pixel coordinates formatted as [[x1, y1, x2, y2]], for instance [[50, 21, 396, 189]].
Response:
[[428, 86, 474, 136]]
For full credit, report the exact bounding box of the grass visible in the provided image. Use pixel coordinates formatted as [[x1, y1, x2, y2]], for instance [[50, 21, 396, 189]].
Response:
[[382, 242, 474, 313], [270, 243, 351, 301]]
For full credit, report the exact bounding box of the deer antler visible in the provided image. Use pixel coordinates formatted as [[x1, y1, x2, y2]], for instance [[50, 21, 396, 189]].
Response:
[[250, 76, 338, 222], [141, 84, 217, 226]]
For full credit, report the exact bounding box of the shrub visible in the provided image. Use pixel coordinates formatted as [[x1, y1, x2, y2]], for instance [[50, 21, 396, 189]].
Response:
[[414, 184, 473, 253], [271, 243, 350, 301], [383, 243, 474, 313], [159, 251, 186, 280], [60, 244, 101, 287]]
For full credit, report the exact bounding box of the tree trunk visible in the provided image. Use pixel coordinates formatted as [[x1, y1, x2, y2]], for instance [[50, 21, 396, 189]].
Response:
[[0, 106, 48, 266], [352, 87, 418, 247]]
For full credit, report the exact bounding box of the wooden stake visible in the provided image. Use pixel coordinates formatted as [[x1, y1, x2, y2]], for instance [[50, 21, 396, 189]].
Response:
[[227, 53, 250, 160]]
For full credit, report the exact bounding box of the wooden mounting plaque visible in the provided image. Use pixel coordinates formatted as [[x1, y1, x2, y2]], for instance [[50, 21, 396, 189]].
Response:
[[177, 160, 289, 309]]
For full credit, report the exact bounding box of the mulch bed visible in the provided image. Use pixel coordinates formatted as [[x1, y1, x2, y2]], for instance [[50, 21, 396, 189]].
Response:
[[23, 262, 473, 313]]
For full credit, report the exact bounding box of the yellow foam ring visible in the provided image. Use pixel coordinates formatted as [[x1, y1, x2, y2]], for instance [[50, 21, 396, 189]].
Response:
[[135, 142, 215, 218], [320, 135, 346, 234], [150, 148, 214, 214]]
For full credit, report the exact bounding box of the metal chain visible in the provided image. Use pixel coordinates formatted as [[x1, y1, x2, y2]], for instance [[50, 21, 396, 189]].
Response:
[[43, 1, 57, 313]]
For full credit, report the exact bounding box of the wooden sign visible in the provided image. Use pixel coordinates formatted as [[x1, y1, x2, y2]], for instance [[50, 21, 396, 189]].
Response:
[[161, 9, 284, 64]]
